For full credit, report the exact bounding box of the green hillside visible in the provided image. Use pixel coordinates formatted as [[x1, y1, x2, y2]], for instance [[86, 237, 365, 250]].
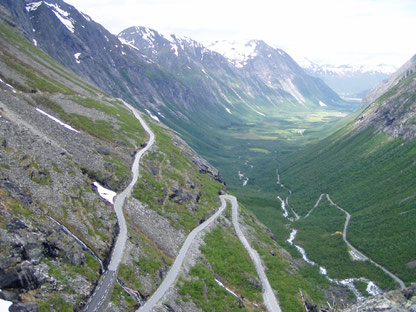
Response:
[[276, 73, 416, 287]]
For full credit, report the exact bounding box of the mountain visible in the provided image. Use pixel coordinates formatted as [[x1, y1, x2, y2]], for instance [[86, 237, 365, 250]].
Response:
[[119, 28, 347, 113], [3, 1, 412, 311], [362, 53, 416, 105], [0, 0, 350, 142], [277, 54, 416, 294], [0, 4, 352, 312], [300, 58, 396, 100], [205, 39, 344, 109]]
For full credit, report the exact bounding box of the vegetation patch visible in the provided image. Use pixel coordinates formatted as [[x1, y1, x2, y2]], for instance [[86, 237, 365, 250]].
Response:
[[179, 265, 260, 312], [280, 128, 416, 286], [248, 148, 271, 154], [239, 207, 328, 312], [132, 121, 222, 232], [201, 227, 262, 302]]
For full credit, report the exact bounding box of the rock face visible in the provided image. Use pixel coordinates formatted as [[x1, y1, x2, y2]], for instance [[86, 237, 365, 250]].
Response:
[[343, 284, 416, 312], [354, 55, 416, 140]]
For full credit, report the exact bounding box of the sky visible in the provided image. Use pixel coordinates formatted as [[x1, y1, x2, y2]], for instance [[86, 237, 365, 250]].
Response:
[[64, 0, 416, 67]]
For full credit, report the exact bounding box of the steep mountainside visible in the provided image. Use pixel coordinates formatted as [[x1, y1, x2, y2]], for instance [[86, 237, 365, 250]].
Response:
[[300, 58, 396, 99], [0, 7, 345, 312], [276, 54, 416, 293]]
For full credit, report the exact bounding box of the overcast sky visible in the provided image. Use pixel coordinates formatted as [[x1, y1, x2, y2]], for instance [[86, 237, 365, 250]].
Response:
[[64, 0, 416, 67]]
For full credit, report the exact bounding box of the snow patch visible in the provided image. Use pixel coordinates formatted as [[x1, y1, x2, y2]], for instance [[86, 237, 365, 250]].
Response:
[[171, 44, 179, 56], [139, 27, 156, 43], [32, 38, 38, 46], [145, 109, 160, 122], [0, 297, 13, 311], [206, 40, 258, 68], [74, 52, 81, 64], [25, 1, 43, 12], [161, 32, 175, 43], [93, 182, 116, 204], [281, 78, 305, 104], [0, 78, 17, 93], [44, 2, 75, 33], [119, 38, 141, 52], [225, 107, 231, 114], [80, 12, 91, 22], [215, 279, 239, 298], [319, 100, 327, 107], [36, 108, 79, 133], [300, 58, 397, 75]]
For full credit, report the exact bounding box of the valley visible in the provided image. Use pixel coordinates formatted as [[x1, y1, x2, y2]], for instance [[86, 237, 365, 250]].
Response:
[[0, 0, 415, 311]]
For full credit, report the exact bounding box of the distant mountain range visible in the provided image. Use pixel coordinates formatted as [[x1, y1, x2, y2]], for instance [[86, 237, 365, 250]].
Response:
[[300, 58, 397, 100]]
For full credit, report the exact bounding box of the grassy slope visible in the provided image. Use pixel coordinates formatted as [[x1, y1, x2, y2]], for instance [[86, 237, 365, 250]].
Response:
[[279, 127, 416, 286]]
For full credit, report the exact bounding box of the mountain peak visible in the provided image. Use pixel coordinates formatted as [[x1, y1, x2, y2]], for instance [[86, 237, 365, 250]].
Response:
[[204, 39, 288, 68], [204, 40, 259, 68]]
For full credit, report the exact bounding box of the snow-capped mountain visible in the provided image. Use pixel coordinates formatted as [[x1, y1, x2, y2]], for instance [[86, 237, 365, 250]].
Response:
[[204, 39, 344, 108], [3, 0, 349, 159], [118, 26, 216, 67], [300, 58, 396, 76], [300, 58, 397, 99], [205, 40, 260, 68]]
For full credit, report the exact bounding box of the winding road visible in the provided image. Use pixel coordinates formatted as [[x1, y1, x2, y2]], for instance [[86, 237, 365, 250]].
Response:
[[137, 195, 281, 312], [276, 171, 406, 294], [227, 195, 282, 312], [325, 194, 406, 290], [84, 101, 155, 312], [136, 196, 228, 312], [86, 101, 280, 311]]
